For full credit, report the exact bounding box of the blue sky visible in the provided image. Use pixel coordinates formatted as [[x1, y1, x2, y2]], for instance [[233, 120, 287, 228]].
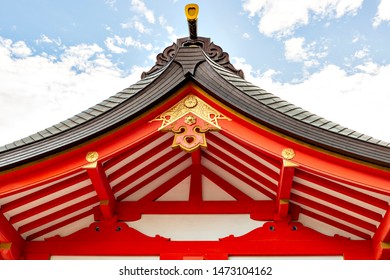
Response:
[[0, 0, 389, 146]]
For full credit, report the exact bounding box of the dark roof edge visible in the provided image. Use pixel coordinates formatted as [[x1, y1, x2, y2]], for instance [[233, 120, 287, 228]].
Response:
[[191, 53, 390, 167]]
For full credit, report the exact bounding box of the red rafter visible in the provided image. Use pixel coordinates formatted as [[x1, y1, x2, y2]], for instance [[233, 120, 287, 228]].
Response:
[[26, 209, 95, 241], [291, 194, 376, 236], [293, 182, 382, 222], [10, 185, 95, 225], [205, 145, 277, 194], [0, 173, 89, 213], [276, 160, 296, 218], [208, 134, 279, 182], [300, 208, 371, 240], [116, 151, 190, 201], [138, 167, 192, 202], [218, 130, 280, 167], [203, 151, 275, 199], [108, 136, 173, 183], [85, 162, 115, 219], [113, 148, 183, 195], [295, 169, 389, 211], [103, 131, 162, 171], [0, 169, 83, 199], [17, 196, 99, 235], [202, 167, 253, 202]]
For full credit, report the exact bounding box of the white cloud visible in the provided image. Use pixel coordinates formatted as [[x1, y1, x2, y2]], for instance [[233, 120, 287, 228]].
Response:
[[105, 35, 152, 53], [124, 36, 153, 51], [36, 34, 53, 44], [355, 61, 380, 74], [284, 37, 328, 68], [35, 34, 62, 46], [0, 37, 148, 146], [133, 21, 149, 33], [0, 37, 32, 58], [233, 58, 390, 142], [242, 33, 251, 40], [284, 37, 309, 61], [354, 47, 369, 59], [373, 0, 390, 27], [242, 0, 364, 37], [121, 20, 150, 34], [131, 0, 155, 24], [104, 36, 127, 54]]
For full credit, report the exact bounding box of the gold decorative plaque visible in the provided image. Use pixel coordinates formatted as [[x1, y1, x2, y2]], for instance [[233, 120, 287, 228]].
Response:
[[152, 94, 230, 152]]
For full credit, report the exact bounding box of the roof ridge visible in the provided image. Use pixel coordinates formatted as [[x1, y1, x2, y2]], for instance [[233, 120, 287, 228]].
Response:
[[142, 36, 244, 79]]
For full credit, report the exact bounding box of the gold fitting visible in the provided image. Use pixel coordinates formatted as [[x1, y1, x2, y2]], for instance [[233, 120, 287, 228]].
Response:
[[100, 200, 109, 206], [185, 4, 199, 20], [280, 199, 289, 205], [0, 242, 12, 250], [86, 151, 99, 163], [282, 148, 295, 160], [381, 242, 390, 249]]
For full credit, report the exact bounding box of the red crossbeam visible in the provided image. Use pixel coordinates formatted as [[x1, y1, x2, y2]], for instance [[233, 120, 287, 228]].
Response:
[[116, 200, 275, 219], [22, 220, 374, 259]]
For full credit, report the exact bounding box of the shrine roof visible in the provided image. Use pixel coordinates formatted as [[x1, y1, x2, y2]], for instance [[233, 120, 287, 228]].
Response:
[[0, 36, 390, 169]]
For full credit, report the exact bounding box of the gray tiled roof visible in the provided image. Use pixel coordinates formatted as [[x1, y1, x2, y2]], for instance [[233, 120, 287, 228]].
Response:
[[0, 65, 166, 153], [205, 54, 390, 148]]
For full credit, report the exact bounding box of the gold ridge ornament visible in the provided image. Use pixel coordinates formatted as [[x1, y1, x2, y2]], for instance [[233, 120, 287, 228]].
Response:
[[152, 94, 230, 152]]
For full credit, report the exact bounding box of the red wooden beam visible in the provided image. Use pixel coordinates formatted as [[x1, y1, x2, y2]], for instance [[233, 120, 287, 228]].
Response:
[[103, 131, 162, 171], [218, 130, 280, 167], [0, 213, 24, 259], [372, 204, 390, 259], [208, 134, 279, 182], [189, 149, 202, 202], [205, 145, 277, 194], [84, 161, 115, 219], [203, 151, 275, 199], [26, 209, 95, 241], [291, 194, 375, 238], [275, 160, 297, 219], [17, 197, 99, 235], [116, 200, 275, 219], [10, 185, 95, 225], [293, 182, 382, 222], [108, 137, 173, 183], [116, 151, 189, 201], [202, 167, 253, 202], [138, 168, 192, 202], [300, 208, 372, 240], [22, 220, 374, 259], [295, 170, 389, 211], [0, 173, 89, 213]]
